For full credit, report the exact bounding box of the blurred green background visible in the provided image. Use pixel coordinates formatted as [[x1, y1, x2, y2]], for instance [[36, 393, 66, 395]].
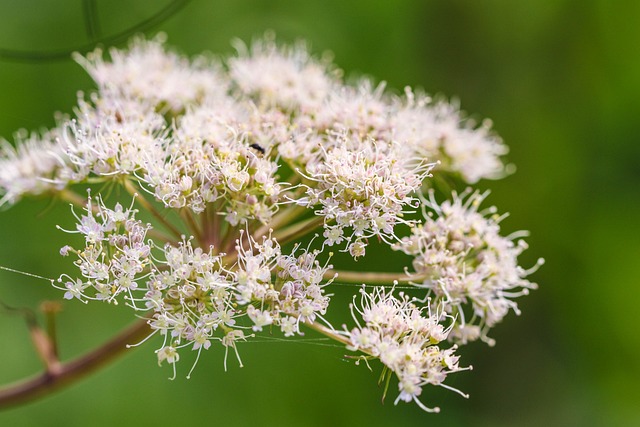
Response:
[[0, 1, 638, 426]]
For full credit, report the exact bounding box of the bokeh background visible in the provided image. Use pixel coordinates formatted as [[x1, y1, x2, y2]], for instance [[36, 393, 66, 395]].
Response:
[[0, 1, 638, 426]]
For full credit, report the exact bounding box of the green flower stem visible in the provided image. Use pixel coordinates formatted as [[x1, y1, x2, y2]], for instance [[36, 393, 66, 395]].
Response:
[[122, 179, 183, 240], [304, 321, 351, 347], [181, 208, 203, 245], [40, 301, 62, 358], [201, 203, 215, 249], [254, 204, 307, 240], [220, 223, 240, 254], [58, 189, 91, 209], [324, 269, 415, 284], [272, 215, 325, 246]]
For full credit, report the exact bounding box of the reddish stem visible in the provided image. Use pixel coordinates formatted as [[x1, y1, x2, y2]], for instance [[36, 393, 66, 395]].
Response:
[[0, 318, 150, 409]]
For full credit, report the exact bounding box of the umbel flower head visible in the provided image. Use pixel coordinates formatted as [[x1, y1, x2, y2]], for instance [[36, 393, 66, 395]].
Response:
[[0, 33, 542, 412]]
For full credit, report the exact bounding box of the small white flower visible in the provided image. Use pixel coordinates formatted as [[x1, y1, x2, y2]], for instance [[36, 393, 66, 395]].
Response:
[[393, 90, 508, 183], [63, 278, 88, 301], [394, 189, 542, 343], [229, 33, 334, 111], [157, 346, 180, 366], [0, 130, 69, 206], [75, 34, 227, 112], [247, 305, 274, 331], [343, 286, 465, 412]]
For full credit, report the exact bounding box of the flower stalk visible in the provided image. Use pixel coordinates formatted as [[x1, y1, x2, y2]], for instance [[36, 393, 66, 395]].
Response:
[[0, 318, 150, 409]]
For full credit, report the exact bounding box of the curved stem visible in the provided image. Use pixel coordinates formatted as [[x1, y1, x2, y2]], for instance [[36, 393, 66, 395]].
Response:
[[254, 204, 306, 240], [304, 321, 351, 347], [0, 318, 150, 409], [325, 269, 415, 284], [58, 189, 91, 209], [272, 215, 325, 246], [122, 180, 183, 240]]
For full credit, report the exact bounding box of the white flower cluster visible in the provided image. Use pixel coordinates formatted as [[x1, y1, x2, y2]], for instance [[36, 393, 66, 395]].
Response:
[[301, 135, 432, 258], [393, 90, 508, 184], [228, 35, 332, 111], [57, 196, 332, 375], [344, 287, 467, 412], [0, 34, 508, 239], [0, 34, 541, 412], [57, 196, 152, 303], [0, 129, 68, 205], [61, 91, 167, 181], [393, 190, 543, 345], [74, 33, 227, 112]]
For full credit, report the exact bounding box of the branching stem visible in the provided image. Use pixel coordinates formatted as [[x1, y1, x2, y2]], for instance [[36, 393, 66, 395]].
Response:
[[122, 180, 183, 239], [272, 215, 324, 246], [0, 318, 150, 409]]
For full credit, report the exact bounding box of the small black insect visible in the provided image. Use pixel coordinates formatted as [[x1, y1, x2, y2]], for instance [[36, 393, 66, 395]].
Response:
[[249, 143, 266, 155]]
